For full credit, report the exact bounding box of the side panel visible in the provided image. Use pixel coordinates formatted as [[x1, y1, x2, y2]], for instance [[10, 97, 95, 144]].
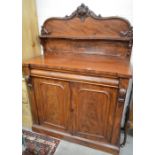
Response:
[[111, 78, 129, 145]]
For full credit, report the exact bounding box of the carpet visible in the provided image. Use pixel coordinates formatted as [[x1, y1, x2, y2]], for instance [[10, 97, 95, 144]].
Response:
[[22, 129, 60, 155]]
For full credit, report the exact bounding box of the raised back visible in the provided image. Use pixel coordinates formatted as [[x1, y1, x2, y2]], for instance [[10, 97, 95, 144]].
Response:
[[40, 4, 133, 58]]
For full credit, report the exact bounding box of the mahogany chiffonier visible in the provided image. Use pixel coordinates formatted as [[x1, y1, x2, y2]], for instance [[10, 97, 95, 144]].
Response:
[[23, 4, 132, 155]]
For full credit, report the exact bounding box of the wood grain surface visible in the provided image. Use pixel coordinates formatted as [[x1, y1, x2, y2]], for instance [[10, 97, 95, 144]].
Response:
[[23, 4, 133, 155]]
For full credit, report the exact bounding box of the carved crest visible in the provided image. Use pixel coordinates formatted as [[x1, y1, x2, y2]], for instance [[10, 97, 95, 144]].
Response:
[[65, 3, 102, 21]]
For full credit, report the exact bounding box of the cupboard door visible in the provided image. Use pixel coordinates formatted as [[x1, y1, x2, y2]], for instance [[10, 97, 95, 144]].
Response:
[[72, 83, 118, 142], [33, 77, 70, 132]]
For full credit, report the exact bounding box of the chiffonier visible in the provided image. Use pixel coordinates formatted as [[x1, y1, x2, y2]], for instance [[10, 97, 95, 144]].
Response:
[[23, 4, 133, 155]]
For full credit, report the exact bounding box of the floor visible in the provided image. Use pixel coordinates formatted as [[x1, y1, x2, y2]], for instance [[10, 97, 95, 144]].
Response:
[[54, 134, 133, 155], [23, 126, 133, 155]]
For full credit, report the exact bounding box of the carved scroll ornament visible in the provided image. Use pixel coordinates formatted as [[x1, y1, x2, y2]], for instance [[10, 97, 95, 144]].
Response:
[[65, 3, 102, 21], [118, 88, 127, 103]]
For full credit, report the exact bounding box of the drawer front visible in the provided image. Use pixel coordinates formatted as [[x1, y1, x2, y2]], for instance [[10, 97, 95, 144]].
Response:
[[30, 69, 119, 88]]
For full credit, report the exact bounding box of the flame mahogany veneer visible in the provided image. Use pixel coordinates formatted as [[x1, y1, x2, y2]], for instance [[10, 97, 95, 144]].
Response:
[[23, 4, 132, 155]]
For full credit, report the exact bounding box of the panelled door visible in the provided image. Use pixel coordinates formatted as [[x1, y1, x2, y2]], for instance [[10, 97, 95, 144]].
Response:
[[71, 82, 118, 142], [32, 77, 118, 142], [33, 77, 71, 132]]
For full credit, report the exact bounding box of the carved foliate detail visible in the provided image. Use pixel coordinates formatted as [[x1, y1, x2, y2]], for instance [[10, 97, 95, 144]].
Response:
[[118, 88, 126, 103], [41, 26, 49, 35], [120, 26, 133, 57], [120, 26, 133, 39], [25, 75, 32, 88], [65, 3, 102, 21]]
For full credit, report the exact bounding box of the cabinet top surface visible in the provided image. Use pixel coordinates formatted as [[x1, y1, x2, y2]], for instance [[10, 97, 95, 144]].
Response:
[[23, 54, 132, 78]]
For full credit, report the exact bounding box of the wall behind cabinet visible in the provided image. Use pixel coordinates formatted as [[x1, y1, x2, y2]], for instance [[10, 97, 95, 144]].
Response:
[[22, 0, 41, 128], [36, 0, 133, 33]]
